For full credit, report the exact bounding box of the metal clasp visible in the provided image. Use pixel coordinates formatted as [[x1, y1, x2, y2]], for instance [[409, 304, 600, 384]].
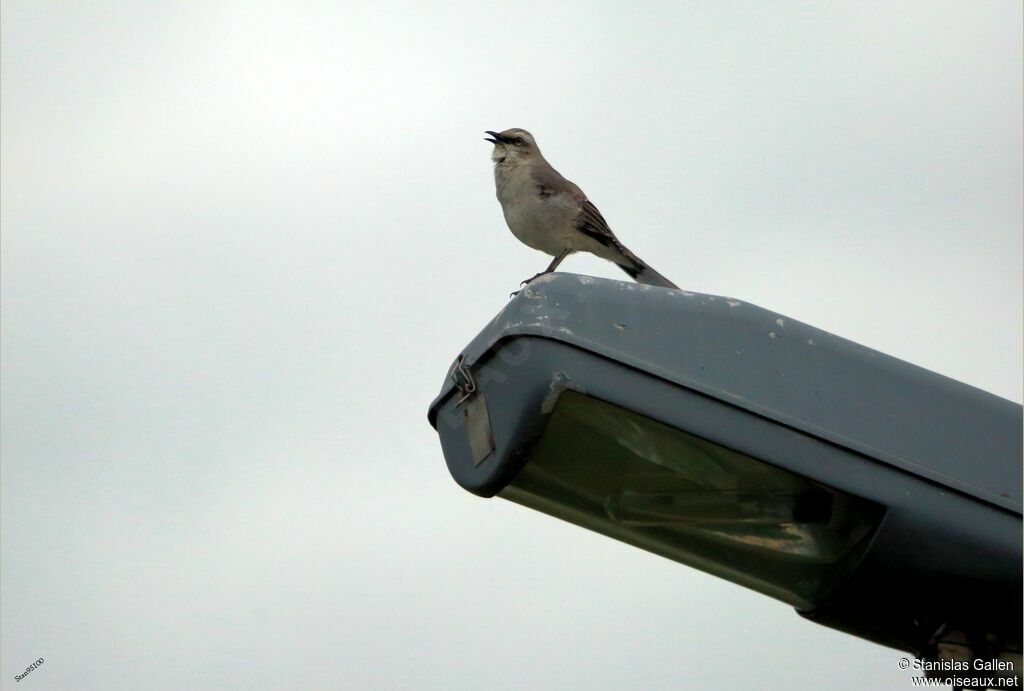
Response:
[[451, 354, 477, 405]]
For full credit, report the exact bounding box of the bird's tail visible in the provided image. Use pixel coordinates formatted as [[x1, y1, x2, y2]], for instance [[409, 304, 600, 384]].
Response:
[[615, 247, 679, 289]]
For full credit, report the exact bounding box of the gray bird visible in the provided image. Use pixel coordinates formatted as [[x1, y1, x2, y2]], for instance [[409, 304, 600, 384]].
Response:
[[485, 128, 678, 290]]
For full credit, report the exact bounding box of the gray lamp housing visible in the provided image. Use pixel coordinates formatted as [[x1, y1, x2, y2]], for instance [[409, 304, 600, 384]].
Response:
[[427, 273, 1022, 660]]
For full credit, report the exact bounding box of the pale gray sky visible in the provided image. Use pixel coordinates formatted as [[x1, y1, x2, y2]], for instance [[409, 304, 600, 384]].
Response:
[[2, 2, 1020, 689]]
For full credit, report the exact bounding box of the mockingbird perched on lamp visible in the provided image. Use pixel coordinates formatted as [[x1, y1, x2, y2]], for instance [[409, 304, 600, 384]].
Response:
[[486, 127, 678, 290]]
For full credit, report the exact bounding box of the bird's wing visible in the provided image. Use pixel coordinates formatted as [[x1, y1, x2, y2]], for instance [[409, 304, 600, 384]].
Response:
[[530, 165, 621, 249], [528, 162, 678, 289], [575, 199, 621, 249]]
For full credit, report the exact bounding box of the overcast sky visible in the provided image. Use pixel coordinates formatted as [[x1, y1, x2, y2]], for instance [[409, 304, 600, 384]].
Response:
[[2, 2, 1021, 689]]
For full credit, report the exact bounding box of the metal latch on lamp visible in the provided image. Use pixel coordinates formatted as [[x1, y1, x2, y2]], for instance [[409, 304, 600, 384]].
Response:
[[450, 354, 494, 465]]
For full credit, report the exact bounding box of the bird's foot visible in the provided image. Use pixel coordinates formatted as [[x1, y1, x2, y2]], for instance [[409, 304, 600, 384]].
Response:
[[509, 271, 548, 298]]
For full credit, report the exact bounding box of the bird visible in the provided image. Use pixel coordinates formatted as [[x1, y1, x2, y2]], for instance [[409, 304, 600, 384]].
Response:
[[485, 127, 678, 290]]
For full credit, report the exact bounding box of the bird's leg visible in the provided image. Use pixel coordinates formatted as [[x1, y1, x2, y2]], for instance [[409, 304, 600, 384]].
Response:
[[510, 249, 570, 297], [543, 249, 571, 273], [520, 250, 570, 286]]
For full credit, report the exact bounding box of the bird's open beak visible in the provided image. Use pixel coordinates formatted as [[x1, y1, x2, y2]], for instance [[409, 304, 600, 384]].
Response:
[[484, 130, 506, 145]]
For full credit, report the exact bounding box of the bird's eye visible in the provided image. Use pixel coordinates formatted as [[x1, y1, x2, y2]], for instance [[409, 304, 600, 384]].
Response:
[[514, 137, 524, 145]]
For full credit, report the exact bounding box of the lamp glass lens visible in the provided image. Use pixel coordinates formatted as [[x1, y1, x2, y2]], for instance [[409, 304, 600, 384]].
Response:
[[499, 391, 884, 609]]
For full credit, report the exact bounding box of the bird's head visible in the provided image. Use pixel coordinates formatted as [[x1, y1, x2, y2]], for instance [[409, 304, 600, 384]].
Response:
[[485, 128, 540, 164]]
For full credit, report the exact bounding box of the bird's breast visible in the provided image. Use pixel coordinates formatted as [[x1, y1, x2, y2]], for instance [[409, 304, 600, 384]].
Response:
[[493, 165, 577, 256]]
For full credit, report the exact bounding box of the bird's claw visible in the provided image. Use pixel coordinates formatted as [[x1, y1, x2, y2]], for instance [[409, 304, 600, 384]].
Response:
[[510, 272, 547, 298]]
